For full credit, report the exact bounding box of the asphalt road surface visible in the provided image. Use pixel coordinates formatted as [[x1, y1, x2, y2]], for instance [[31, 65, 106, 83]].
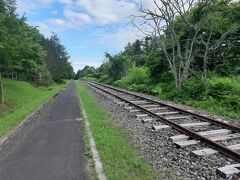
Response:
[[0, 83, 89, 180]]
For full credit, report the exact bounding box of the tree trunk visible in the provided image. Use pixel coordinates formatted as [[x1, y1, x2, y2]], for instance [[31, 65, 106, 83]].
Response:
[[0, 74, 4, 104], [203, 51, 208, 92]]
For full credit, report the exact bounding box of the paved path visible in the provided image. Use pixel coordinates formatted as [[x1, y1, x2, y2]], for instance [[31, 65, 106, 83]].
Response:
[[0, 83, 88, 180]]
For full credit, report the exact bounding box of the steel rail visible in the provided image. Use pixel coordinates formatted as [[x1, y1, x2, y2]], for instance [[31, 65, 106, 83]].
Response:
[[85, 81, 240, 162], [88, 81, 240, 133]]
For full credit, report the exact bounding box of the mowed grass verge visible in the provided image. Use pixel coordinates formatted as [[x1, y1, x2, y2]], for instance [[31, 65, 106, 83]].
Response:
[[75, 81, 155, 180], [0, 78, 67, 137]]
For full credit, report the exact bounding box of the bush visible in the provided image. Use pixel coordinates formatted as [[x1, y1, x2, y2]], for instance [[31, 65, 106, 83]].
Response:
[[155, 77, 205, 100], [151, 83, 163, 96], [208, 76, 240, 98], [40, 65, 53, 85], [116, 67, 149, 88], [128, 83, 153, 93], [82, 77, 97, 82], [98, 75, 109, 83], [214, 64, 232, 76], [180, 78, 206, 99], [223, 95, 240, 111]]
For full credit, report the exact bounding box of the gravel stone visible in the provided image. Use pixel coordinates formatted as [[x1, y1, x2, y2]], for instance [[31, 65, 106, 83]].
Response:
[[84, 82, 240, 179]]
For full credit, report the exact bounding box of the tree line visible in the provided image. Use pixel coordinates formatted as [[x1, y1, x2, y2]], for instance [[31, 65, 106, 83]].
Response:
[[77, 0, 239, 88], [76, 0, 240, 119], [0, 0, 74, 103]]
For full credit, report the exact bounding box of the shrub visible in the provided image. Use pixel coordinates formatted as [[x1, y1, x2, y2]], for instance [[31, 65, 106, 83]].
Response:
[[208, 76, 240, 98], [214, 64, 232, 76], [151, 83, 163, 96], [127, 67, 149, 84], [180, 78, 206, 99], [98, 75, 110, 84], [223, 95, 240, 111], [116, 67, 149, 88], [157, 77, 205, 100], [82, 77, 97, 82], [150, 82, 176, 99], [40, 65, 53, 85]]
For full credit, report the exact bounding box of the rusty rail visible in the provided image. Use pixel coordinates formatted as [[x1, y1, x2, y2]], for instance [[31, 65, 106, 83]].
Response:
[[89, 81, 240, 133], [85, 81, 240, 162]]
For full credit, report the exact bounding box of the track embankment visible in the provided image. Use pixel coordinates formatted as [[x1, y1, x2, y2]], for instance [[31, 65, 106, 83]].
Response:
[[85, 81, 240, 180]]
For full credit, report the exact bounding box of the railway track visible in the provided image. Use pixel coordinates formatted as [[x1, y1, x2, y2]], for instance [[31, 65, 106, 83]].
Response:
[[84, 81, 240, 178]]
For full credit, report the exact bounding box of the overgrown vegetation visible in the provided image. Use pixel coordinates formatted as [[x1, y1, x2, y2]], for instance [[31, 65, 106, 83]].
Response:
[[0, 0, 74, 103], [76, 81, 156, 180], [0, 79, 67, 137], [76, 0, 240, 119]]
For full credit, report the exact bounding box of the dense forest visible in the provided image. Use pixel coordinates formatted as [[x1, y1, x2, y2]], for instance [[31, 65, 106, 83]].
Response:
[[0, 0, 74, 103], [76, 0, 240, 119]]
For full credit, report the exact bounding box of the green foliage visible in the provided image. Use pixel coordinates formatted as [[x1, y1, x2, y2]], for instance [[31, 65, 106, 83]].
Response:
[[107, 55, 128, 81], [82, 76, 97, 82], [38, 64, 53, 85], [42, 34, 74, 82], [75, 1, 240, 120], [116, 67, 149, 89], [98, 74, 110, 83], [0, 78, 66, 137], [156, 76, 240, 119], [174, 78, 206, 100], [214, 64, 232, 76], [151, 83, 163, 96], [146, 51, 171, 83], [208, 76, 240, 99], [0, 1, 74, 85], [75, 66, 100, 82]]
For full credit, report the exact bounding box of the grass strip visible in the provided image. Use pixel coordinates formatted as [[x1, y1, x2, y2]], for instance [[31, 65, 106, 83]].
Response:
[[0, 79, 68, 137], [75, 81, 155, 180]]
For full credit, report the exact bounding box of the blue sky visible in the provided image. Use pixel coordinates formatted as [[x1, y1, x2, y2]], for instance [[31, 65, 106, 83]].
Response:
[[16, 0, 151, 72]]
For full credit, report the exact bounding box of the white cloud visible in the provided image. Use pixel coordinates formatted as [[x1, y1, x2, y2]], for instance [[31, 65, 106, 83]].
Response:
[[36, 22, 52, 37], [48, 9, 92, 29], [45, 0, 137, 29], [136, 0, 156, 9], [49, 18, 67, 26], [94, 26, 143, 49], [17, 0, 39, 14], [40, 0, 55, 6], [16, 0, 157, 72], [16, 0, 72, 15], [76, 0, 137, 25], [17, 0, 144, 30], [64, 9, 92, 24], [59, 0, 73, 5]]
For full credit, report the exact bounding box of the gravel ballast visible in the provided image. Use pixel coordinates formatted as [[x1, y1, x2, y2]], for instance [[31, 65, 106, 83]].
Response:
[[83, 82, 240, 180]]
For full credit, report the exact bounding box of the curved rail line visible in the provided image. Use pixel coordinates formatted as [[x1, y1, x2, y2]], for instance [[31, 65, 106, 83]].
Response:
[[84, 80, 240, 162]]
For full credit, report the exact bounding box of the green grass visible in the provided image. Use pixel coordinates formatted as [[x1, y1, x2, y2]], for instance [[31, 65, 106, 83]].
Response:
[[177, 97, 240, 120], [167, 76, 240, 120], [0, 78, 67, 137], [113, 75, 240, 120], [75, 81, 156, 180]]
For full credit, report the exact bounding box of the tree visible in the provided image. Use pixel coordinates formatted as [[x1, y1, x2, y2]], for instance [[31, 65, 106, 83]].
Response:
[[5, 0, 16, 15], [0, 0, 74, 87], [197, 1, 239, 90], [75, 66, 97, 80], [42, 33, 74, 82], [132, 0, 211, 87], [107, 55, 128, 81]]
